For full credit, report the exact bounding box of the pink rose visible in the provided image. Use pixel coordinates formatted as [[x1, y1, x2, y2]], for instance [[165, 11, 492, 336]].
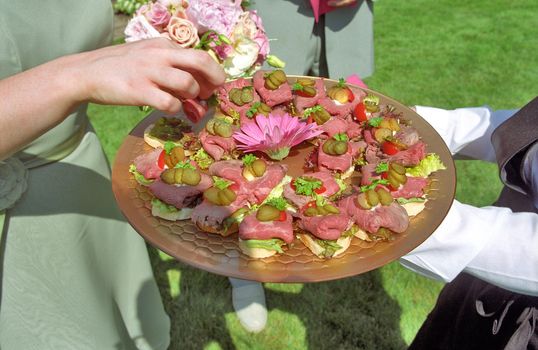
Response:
[[157, 0, 188, 16], [253, 32, 270, 61], [248, 10, 266, 33], [137, 2, 171, 32], [186, 0, 243, 36], [124, 15, 162, 42], [167, 16, 200, 48]]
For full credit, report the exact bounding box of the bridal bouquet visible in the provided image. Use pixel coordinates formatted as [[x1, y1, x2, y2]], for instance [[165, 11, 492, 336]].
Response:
[[124, 0, 273, 79]]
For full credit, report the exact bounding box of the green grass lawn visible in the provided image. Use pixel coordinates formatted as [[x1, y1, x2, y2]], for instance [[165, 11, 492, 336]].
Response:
[[89, 0, 537, 348]]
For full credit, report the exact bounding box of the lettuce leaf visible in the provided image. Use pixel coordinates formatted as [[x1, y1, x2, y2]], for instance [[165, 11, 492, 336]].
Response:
[[243, 239, 285, 253], [316, 239, 342, 258], [190, 148, 213, 170], [129, 164, 154, 186], [406, 153, 446, 178], [151, 198, 179, 213], [396, 197, 426, 204]]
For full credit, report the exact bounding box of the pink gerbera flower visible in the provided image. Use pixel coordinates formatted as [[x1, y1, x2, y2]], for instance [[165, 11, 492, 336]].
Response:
[[233, 113, 322, 160]]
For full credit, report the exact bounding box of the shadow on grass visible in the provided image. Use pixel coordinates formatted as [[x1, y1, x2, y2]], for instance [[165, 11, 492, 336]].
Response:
[[149, 247, 406, 350]]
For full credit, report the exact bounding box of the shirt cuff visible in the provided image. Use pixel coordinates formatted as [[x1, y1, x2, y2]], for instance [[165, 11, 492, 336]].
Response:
[[400, 200, 503, 282], [414, 106, 514, 162], [400, 200, 538, 296]]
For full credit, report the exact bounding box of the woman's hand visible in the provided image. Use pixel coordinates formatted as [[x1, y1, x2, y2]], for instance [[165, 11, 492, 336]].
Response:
[[71, 38, 226, 114], [0, 38, 226, 159]]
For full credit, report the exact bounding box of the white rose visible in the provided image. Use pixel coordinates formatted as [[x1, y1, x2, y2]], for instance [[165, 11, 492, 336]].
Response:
[[223, 37, 260, 78]]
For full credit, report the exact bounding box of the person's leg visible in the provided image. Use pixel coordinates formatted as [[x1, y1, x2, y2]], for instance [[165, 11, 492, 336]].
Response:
[[229, 278, 267, 333]]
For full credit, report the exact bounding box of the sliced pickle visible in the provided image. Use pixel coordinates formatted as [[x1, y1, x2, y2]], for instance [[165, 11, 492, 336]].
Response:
[[203, 187, 221, 205], [333, 141, 348, 155], [260, 103, 271, 113], [256, 204, 281, 221], [313, 109, 331, 125], [272, 70, 287, 84], [302, 86, 317, 97], [251, 159, 267, 177], [374, 128, 392, 143], [296, 78, 315, 87], [214, 122, 232, 138], [377, 188, 393, 206], [221, 188, 237, 204], [161, 169, 176, 185], [389, 162, 406, 175], [229, 88, 240, 101], [356, 192, 371, 210], [230, 88, 244, 106], [268, 73, 282, 88], [322, 140, 335, 155], [181, 168, 201, 186], [366, 189, 380, 206], [389, 169, 407, 184], [316, 205, 328, 216], [240, 89, 253, 104], [304, 207, 319, 217], [323, 204, 340, 214], [205, 119, 216, 135], [264, 78, 278, 90], [164, 146, 185, 168], [173, 168, 184, 184], [217, 190, 231, 206], [387, 172, 401, 189]]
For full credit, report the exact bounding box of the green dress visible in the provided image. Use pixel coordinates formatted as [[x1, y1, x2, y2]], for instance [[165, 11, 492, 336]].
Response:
[[251, 0, 374, 79], [0, 1, 170, 349]]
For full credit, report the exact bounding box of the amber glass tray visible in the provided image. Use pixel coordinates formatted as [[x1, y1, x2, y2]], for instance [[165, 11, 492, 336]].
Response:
[[111, 77, 456, 283]]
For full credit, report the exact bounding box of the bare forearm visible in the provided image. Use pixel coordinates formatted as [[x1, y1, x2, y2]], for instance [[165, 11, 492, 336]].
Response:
[[0, 39, 226, 161], [0, 55, 83, 159]]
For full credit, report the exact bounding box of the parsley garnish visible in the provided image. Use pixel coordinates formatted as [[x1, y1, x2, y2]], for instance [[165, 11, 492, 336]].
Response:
[[174, 160, 195, 170], [242, 154, 257, 166], [265, 197, 288, 211], [360, 179, 389, 192], [213, 177, 232, 190], [190, 148, 213, 170], [368, 117, 383, 127], [333, 133, 349, 142], [292, 83, 304, 91], [163, 141, 176, 154], [246, 102, 261, 118], [303, 105, 322, 118], [375, 162, 389, 174], [336, 78, 346, 88], [293, 177, 322, 196]]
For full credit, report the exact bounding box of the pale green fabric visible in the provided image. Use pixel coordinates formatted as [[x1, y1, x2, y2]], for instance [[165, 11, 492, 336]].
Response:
[[251, 0, 374, 79], [0, 1, 170, 349]]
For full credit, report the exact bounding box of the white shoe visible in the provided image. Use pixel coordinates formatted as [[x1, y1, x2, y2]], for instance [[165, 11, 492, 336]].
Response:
[[232, 282, 267, 333]]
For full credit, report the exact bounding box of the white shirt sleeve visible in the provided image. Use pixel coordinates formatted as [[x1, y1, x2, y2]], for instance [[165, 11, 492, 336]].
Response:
[[414, 105, 514, 162], [400, 105, 538, 296], [400, 200, 538, 296]]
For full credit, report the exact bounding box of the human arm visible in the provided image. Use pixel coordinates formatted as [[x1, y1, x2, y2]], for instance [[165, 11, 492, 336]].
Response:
[[400, 200, 538, 296], [414, 105, 515, 161], [0, 38, 226, 160], [400, 105, 538, 296]]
